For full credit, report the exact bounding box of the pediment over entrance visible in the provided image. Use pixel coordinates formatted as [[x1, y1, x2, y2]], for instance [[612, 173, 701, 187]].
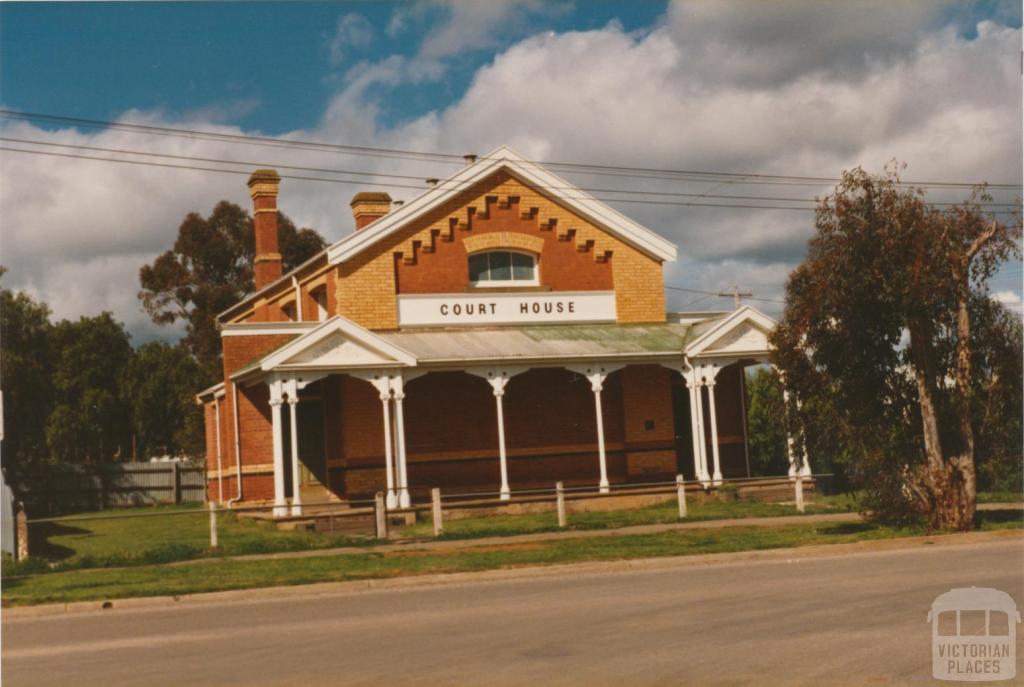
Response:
[[685, 306, 776, 359], [258, 316, 417, 372]]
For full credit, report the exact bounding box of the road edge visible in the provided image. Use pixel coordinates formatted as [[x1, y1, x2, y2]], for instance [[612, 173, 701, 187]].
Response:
[[5, 528, 1021, 620]]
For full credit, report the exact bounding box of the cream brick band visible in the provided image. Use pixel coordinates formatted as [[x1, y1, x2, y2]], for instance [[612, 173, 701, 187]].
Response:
[[463, 231, 544, 255], [255, 253, 282, 264]]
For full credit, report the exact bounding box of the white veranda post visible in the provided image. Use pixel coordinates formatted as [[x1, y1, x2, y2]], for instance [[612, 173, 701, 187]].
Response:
[[268, 379, 288, 517], [591, 373, 609, 493], [491, 376, 512, 500], [376, 380, 398, 509], [390, 376, 411, 509], [468, 367, 525, 501], [686, 369, 711, 484], [702, 365, 724, 485], [568, 365, 622, 495], [285, 378, 303, 516]]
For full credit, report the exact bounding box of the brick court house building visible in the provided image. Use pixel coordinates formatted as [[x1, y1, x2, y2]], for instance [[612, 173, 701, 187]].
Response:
[[198, 147, 809, 516]]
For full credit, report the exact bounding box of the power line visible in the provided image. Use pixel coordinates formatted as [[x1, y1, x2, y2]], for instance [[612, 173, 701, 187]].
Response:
[[4, 136, 1018, 209], [2, 108, 1020, 190], [3, 145, 1021, 218], [665, 284, 787, 304], [0, 146, 835, 212]]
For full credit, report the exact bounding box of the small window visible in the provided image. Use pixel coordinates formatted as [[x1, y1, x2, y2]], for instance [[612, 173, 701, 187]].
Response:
[[469, 251, 537, 286]]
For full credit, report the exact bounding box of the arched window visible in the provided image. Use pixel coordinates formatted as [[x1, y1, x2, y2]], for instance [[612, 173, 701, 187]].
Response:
[[468, 250, 538, 286]]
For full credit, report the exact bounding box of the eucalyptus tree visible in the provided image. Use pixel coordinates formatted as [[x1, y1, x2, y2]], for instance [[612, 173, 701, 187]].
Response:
[[772, 166, 1020, 530]]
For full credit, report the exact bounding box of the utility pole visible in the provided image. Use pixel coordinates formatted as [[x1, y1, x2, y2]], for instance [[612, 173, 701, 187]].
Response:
[[718, 284, 753, 309]]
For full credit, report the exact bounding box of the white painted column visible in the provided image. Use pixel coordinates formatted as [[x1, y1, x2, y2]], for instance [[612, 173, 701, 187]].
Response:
[[391, 377, 410, 509], [706, 377, 723, 485], [590, 373, 610, 494], [690, 372, 712, 484], [268, 380, 288, 518], [285, 379, 302, 516], [684, 373, 706, 483], [379, 387, 397, 509], [469, 367, 525, 501], [489, 376, 511, 501]]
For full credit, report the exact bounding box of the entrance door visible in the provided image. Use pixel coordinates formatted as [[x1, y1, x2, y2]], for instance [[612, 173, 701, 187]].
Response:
[[670, 374, 694, 479], [297, 400, 326, 487]]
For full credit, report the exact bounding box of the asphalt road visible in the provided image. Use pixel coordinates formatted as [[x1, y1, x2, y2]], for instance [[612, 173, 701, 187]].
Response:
[[4, 539, 1023, 687]]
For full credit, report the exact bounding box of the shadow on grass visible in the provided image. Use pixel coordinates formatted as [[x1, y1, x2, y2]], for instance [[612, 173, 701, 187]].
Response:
[[977, 509, 1024, 527], [817, 522, 877, 536], [29, 522, 90, 561]]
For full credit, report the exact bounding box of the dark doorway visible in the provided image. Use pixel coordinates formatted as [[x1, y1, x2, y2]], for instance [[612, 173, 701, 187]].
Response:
[[670, 373, 695, 479]]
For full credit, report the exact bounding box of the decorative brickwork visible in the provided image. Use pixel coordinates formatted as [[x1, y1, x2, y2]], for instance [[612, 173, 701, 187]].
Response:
[[334, 172, 666, 330]]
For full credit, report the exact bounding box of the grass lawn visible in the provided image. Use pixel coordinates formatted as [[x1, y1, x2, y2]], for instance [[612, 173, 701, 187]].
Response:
[[4, 512, 1020, 607], [5, 491, 1015, 580], [9, 505, 374, 575], [9, 494, 854, 577]]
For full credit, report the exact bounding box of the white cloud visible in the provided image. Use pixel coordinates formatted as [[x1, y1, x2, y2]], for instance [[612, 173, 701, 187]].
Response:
[[326, 12, 374, 66], [993, 290, 1024, 315], [388, 0, 571, 60], [1, 0, 1020, 343]]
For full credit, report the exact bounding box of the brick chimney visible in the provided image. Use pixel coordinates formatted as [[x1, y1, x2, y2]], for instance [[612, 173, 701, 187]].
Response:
[[350, 192, 393, 230], [248, 169, 282, 289]]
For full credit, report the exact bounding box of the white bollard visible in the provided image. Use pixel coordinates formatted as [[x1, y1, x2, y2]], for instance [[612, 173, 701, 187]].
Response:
[[431, 487, 443, 537], [676, 474, 687, 519], [794, 477, 805, 513], [208, 502, 219, 549], [556, 482, 567, 528], [374, 491, 388, 539]]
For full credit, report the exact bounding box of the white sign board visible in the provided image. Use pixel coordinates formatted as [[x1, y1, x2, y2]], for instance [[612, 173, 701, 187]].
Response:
[[397, 292, 617, 327]]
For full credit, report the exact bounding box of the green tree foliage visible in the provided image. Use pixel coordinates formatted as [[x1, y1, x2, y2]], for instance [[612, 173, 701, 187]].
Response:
[[121, 342, 205, 460], [0, 271, 55, 486], [45, 314, 134, 465], [968, 296, 1023, 493], [772, 166, 1021, 530], [138, 201, 326, 383], [744, 368, 789, 477]]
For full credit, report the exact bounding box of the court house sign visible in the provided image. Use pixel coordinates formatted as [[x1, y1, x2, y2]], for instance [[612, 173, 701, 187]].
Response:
[[397, 292, 617, 327]]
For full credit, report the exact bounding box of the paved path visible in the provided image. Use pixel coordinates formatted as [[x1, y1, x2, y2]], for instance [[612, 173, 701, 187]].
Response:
[[4, 534, 1022, 686]]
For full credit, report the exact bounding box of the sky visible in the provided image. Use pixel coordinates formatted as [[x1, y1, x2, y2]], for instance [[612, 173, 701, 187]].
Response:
[[1, 0, 1021, 344]]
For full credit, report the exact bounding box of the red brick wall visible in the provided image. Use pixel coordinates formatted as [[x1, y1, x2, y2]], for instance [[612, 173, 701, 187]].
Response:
[[503, 367, 624, 449], [395, 193, 613, 294], [621, 365, 677, 478]]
